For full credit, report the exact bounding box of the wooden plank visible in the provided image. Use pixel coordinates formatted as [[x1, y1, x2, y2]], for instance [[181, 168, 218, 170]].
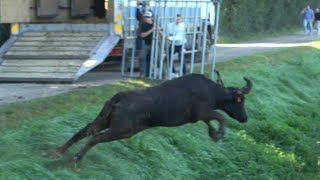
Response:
[[23, 32, 106, 37], [0, 78, 75, 82], [9, 46, 94, 52], [13, 41, 97, 47], [4, 51, 89, 59], [0, 66, 80, 73], [18, 36, 102, 42], [5, 50, 90, 56], [2, 59, 85, 66], [0, 72, 76, 79]]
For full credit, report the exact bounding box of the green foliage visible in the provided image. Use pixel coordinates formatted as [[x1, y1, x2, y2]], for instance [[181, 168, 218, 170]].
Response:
[[0, 42, 319, 179], [219, 0, 316, 40]]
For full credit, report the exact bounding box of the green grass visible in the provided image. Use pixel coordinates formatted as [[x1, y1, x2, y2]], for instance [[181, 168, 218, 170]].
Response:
[[0, 42, 320, 179], [218, 27, 301, 43]]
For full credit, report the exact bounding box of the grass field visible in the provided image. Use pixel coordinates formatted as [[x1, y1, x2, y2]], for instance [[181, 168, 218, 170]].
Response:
[[0, 42, 319, 179]]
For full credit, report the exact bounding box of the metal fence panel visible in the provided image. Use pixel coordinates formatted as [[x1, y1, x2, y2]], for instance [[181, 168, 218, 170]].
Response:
[[121, 0, 221, 80]]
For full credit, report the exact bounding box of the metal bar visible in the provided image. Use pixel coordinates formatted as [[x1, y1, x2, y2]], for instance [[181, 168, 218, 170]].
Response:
[[211, 0, 221, 80], [149, 0, 159, 79], [168, 4, 178, 80], [179, 1, 187, 76], [129, 0, 136, 77], [190, 1, 199, 73], [158, 1, 167, 80], [121, 3, 131, 76], [200, 2, 209, 74]]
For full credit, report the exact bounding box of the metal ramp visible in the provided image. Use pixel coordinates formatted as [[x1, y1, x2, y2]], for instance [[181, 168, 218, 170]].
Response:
[[0, 28, 120, 82]]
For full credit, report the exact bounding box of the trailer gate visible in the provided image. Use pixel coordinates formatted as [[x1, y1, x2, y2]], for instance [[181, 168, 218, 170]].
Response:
[[121, 0, 222, 80]]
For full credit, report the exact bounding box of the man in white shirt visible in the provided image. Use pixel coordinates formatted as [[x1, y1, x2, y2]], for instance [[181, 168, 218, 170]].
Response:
[[165, 14, 187, 76]]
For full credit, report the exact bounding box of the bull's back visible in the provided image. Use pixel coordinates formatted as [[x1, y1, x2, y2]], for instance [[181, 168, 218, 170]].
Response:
[[110, 74, 221, 127]]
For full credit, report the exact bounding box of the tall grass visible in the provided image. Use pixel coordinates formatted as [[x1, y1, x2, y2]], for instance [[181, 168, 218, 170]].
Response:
[[0, 42, 319, 179]]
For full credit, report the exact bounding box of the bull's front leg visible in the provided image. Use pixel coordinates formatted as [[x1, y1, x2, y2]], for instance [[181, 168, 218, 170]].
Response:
[[203, 111, 225, 142]]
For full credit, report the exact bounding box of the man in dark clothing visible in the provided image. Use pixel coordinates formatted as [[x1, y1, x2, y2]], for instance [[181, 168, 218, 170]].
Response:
[[139, 11, 158, 77], [315, 8, 320, 35], [135, 1, 153, 50]]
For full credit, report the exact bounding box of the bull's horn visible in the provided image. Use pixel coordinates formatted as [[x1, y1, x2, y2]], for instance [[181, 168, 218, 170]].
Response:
[[241, 77, 252, 94]]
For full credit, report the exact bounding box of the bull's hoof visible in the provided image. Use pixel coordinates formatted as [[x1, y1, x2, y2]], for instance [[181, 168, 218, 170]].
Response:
[[48, 148, 64, 159], [211, 136, 220, 142], [68, 157, 82, 172], [210, 132, 224, 142], [69, 155, 83, 165]]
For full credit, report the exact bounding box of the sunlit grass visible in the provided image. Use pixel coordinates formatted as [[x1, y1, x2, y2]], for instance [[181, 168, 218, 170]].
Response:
[[114, 79, 154, 88], [308, 41, 320, 49], [237, 130, 298, 164]]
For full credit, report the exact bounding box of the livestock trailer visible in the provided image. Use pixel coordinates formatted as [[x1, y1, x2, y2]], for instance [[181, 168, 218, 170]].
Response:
[[0, 0, 222, 82], [0, 0, 123, 82]]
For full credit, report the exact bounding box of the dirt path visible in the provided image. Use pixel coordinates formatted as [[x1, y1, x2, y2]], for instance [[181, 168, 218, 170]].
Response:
[[0, 32, 318, 106]]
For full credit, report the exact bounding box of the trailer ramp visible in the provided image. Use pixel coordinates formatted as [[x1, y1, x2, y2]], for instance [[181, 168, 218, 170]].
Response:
[[0, 31, 120, 82]]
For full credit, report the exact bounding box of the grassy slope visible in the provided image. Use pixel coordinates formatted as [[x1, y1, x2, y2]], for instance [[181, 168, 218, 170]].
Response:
[[0, 43, 319, 179]]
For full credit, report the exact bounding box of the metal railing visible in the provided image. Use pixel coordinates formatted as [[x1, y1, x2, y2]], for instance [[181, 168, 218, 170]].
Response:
[[121, 0, 222, 80]]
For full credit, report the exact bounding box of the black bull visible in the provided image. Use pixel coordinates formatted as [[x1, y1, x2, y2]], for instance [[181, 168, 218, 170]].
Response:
[[54, 73, 252, 163]]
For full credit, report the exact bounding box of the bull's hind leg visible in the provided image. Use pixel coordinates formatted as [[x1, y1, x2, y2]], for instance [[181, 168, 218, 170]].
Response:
[[55, 119, 109, 157], [70, 128, 141, 163]]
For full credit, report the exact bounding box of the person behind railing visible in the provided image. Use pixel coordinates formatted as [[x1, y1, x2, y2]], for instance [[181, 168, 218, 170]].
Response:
[[136, 1, 153, 48], [139, 11, 161, 77], [136, 1, 154, 77], [164, 14, 187, 77]]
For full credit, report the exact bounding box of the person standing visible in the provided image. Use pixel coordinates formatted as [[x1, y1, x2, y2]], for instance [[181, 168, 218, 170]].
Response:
[[136, 1, 153, 50], [165, 14, 187, 77], [314, 8, 320, 35], [139, 11, 159, 77], [301, 5, 315, 35]]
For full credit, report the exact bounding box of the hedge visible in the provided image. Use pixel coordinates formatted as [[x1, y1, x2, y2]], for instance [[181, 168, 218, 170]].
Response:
[[219, 0, 317, 38]]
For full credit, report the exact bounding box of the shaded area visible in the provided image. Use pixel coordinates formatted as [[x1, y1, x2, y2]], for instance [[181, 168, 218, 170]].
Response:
[[0, 24, 10, 46]]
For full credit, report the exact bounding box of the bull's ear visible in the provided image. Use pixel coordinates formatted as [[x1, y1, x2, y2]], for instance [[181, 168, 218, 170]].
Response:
[[241, 77, 252, 94]]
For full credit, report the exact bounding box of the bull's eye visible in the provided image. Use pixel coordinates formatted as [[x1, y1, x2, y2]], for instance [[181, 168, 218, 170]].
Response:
[[237, 97, 242, 103]]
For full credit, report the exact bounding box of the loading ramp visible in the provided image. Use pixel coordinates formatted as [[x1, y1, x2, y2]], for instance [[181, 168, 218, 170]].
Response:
[[0, 24, 120, 82]]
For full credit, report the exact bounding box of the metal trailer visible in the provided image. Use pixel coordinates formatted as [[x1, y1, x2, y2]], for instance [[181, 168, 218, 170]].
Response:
[[121, 0, 222, 80], [0, 0, 124, 82], [0, 0, 221, 82]]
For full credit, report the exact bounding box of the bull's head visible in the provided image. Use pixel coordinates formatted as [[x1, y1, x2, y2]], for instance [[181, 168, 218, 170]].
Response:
[[221, 77, 252, 123]]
